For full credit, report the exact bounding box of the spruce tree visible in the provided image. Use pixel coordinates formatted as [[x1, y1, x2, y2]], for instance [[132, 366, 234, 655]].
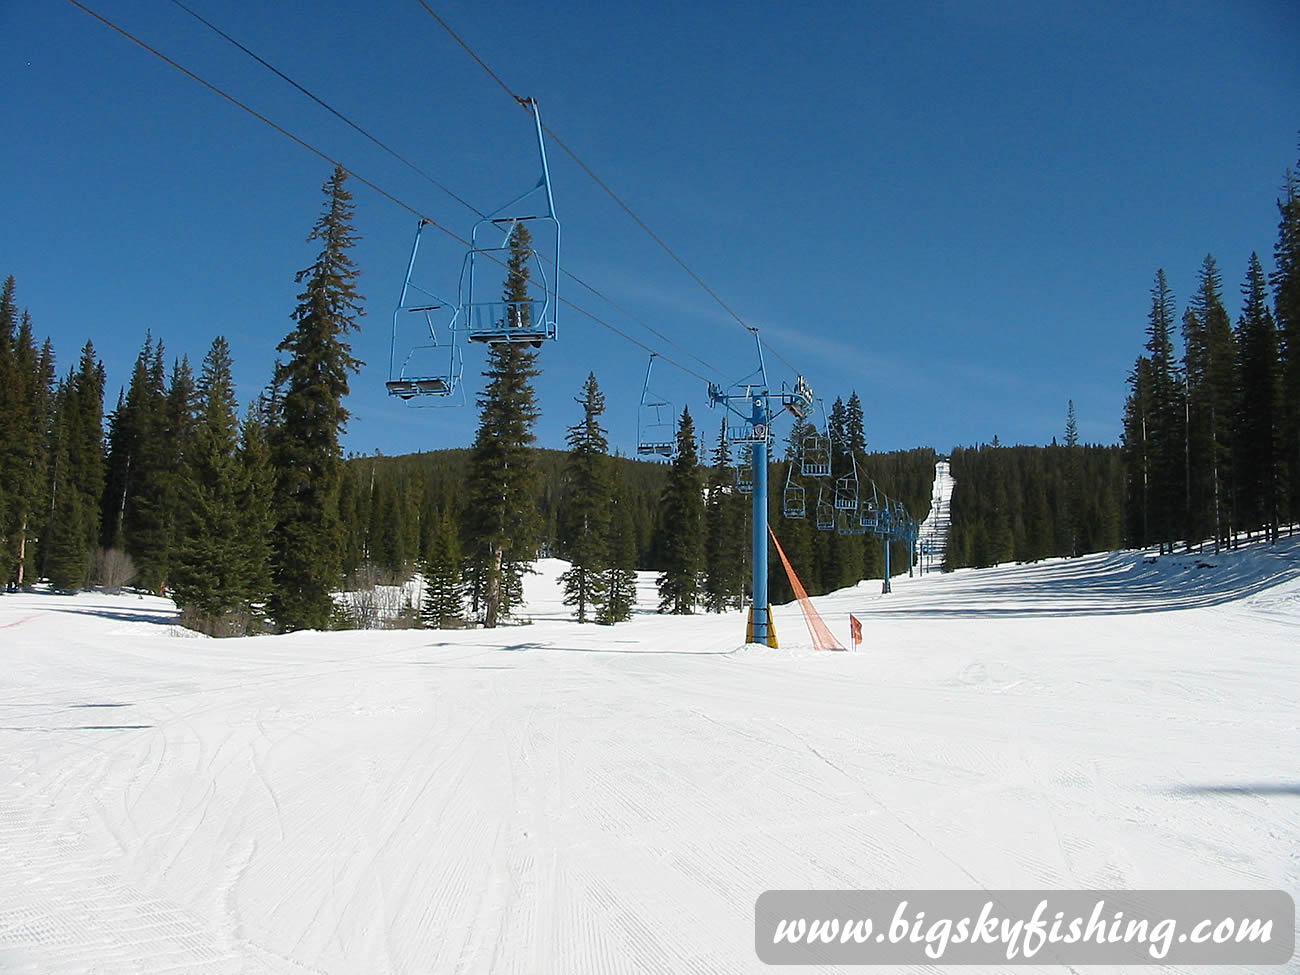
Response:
[[44, 342, 104, 589], [0, 285, 51, 587], [656, 406, 704, 613], [1145, 269, 1185, 551], [558, 373, 612, 623], [462, 223, 543, 628], [703, 418, 745, 612], [1065, 400, 1079, 447], [1122, 356, 1154, 546], [597, 476, 639, 624], [421, 506, 465, 628], [170, 338, 252, 632], [1273, 154, 1300, 532], [1187, 255, 1237, 550], [269, 166, 364, 631], [123, 341, 172, 592], [1235, 253, 1283, 541], [236, 397, 276, 629]]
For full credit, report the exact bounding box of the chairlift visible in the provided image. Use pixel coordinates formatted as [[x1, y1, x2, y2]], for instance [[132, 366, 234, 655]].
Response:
[[833, 452, 859, 510], [459, 98, 560, 346], [736, 445, 754, 494], [636, 354, 676, 458], [815, 488, 835, 531], [783, 465, 805, 518], [801, 432, 832, 477], [858, 481, 881, 530], [836, 508, 867, 536], [387, 220, 463, 404]]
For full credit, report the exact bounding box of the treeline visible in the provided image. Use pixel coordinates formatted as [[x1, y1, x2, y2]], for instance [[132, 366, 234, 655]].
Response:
[[0, 167, 366, 635], [1, 163, 936, 635], [0, 287, 277, 632], [335, 413, 939, 609], [946, 443, 1125, 569], [1122, 147, 1300, 552]]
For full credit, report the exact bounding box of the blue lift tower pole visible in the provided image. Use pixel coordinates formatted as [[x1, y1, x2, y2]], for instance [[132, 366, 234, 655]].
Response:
[[708, 334, 812, 647], [750, 393, 770, 643]]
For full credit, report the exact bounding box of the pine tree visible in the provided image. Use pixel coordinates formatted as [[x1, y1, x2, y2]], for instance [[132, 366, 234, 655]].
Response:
[[1273, 153, 1300, 532], [0, 284, 51, 587], [236, 396, 275, 629], [826, 397, 847, 472], [463, 223, 543, 628], [702, 418, 745, 612], [656, 406, 704, 613], [44, 342, 104, 589], [1065, 400, 1079, 447], [1186, 255, 1237, 550], [558, 373, 612, 622], [844, 392, 867, 460], [421, 506, 464, 628], [269, 166, 364, 631], [1145, 269, 1185, 551], [122, 341, 172, 591], [597, 476, 638, 624], [170, 338, 254, 632], [1122, 356, 1154, 546], [1235, 253, 1283, 541]]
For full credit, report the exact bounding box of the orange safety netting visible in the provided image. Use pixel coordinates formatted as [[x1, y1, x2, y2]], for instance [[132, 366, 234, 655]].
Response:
[[769, 527, 845, 651]]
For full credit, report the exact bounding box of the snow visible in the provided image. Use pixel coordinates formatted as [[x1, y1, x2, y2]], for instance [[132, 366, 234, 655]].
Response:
[[2, 533, 1299, 974], [916, 457, 953, 572]]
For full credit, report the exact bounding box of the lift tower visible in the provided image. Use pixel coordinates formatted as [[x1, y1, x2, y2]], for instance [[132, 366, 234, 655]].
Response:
[[707, 334, 813, 646]]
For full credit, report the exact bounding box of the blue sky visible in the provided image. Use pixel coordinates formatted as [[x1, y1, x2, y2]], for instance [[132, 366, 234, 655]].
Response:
[[3, 0, 1297, 461]]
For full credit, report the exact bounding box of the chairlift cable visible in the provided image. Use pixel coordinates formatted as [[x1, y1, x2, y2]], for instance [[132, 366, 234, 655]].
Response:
[[413, 0, 807, 381], [168, 0, 486, 221], [66, 0, 718, 386], [167, 0, 727, 381]]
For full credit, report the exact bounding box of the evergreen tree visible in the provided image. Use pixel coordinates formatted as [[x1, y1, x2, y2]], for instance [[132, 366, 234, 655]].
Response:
[[826, 397, 847, 470], [170, 338, 253, 632], [0, 286, 51, 586], [844, 392, 867, 459], [1144, 269, 1185, 550], [1121, 356, 1154, 546], [1235, 253, 1283, 541], [1185, 255, 1237, 550], [558, 373, 612, 622], [236, 396, 275, 628], [1065, 400, 1079, 447], [269, 166, 364, 631], [462, 223, 543, 627], [597, 476, 638, 624], [101, 335, 156, 552], [421, 506, 465, 628], [656, 406, 704, 613], [1273, 154, 1300, 532], [123, 341, 173, 592], [703, 418, 745, 612], [44, 342, 104, 589]]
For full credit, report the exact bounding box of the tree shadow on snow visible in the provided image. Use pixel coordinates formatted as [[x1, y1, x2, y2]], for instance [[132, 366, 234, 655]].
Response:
[[1169, 783, 1300, 797], [864, 545, 1300, 619], [49, 605, 179, 626]]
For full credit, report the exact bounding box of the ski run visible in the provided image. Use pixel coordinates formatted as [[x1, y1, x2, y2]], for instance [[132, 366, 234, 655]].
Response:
[[2, 520, 1298, 972]]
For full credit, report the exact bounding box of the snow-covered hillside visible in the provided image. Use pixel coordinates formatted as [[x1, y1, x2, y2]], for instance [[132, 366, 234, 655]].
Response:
[[2, 538, 1298, 974]]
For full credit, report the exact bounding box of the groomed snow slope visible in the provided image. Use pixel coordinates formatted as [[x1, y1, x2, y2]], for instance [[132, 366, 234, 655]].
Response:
[[1, 541, 1298, 974]]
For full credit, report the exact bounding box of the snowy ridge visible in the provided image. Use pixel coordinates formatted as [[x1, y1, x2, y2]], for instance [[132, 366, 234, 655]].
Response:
[[1, 539, 1298, 973], [916, 457, 954, 572]]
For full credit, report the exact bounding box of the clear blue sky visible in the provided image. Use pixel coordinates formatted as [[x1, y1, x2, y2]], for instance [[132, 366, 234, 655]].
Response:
[[3, 0, 1297, 462]]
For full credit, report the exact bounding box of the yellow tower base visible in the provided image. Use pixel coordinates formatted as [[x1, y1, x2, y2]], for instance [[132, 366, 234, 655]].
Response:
[[745, 605, 779, 648]]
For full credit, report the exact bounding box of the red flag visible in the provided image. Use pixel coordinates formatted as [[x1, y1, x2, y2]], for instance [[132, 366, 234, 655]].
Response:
[[849, 614, 863, 646]]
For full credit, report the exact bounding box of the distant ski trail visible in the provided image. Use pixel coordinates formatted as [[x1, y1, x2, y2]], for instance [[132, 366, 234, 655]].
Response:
[[917, 457, 954, 572]]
